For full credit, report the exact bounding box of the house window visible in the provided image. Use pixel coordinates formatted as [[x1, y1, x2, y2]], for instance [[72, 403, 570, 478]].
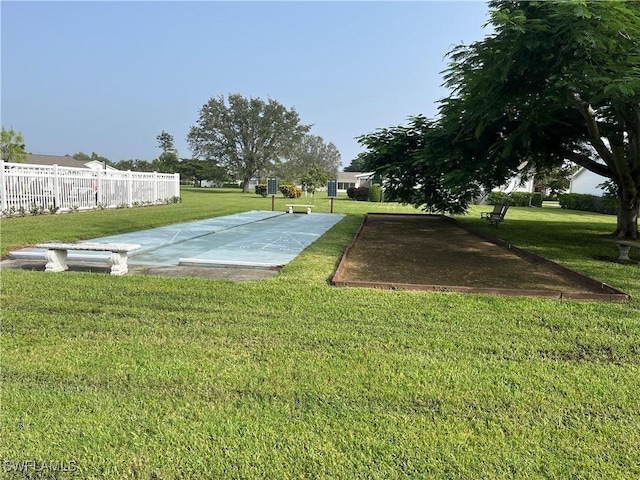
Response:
[[338, 182, 355, 190]]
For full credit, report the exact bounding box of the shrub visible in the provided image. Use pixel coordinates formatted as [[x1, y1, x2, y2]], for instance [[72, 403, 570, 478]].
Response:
[[255, 184, 267, 197], [279, 184, 302, 199], [487, 192, 507, 205], [29, 204, 43, 216], [487, 191, 543, 207], [369, 184, 383, 202], [559, 193, 618, 215], [353, 186, 370, 201], [346, 186, 356, 199], [531, 192, 543, 207], [222, 182, 241, 188], [510, 192, 532, 207]]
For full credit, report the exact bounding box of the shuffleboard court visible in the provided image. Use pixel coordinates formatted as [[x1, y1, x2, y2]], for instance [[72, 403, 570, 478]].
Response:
[[8, 210, 345, 270]]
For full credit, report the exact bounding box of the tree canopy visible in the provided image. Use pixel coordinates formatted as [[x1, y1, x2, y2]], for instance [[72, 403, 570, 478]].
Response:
[[157, 130, 178, 156], [187, 94, 310, 192], [156, 130, 179, 172], [358, 116, 480, 214], [71, 151, 111, 165], [343, 153, 370, 173], [278, 134, 341, 182], [359, 0, 640, 237], [1, 127, 27, 163]]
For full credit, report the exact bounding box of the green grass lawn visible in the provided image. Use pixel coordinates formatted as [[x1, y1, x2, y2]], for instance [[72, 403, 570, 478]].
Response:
[[1, 188, 639, 479]]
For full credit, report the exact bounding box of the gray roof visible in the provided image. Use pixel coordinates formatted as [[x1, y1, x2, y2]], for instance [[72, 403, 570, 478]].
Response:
[[337, 171, 361, 182], [26, 154, 90, 169]]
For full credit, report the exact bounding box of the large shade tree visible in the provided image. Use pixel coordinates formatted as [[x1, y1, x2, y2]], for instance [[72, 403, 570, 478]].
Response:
[[187, 94, 310, 192], [444, 0, 640, 238], [361, 0, 640, 238]]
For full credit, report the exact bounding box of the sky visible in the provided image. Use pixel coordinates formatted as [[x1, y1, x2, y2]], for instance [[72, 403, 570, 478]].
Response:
[[1, 1, 491, 169]]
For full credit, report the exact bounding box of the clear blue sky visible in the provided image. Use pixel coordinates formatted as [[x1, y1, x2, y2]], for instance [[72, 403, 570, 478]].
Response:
[[2, 1, 490, 169]]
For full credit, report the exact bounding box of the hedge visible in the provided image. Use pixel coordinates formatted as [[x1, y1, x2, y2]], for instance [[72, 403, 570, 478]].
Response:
[[255, 184, 267, 197], [487, 191, 543, 207], [559, 193, 618, 215]]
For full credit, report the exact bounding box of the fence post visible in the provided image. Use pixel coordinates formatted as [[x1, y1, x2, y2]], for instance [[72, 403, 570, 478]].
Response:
[[127, 170, 133, 208], [153, 171, 159, 204], [53, 164, 61, 209], [96, 169, 102, 206], [0, 161, 6, 213], [174, 173, 180, 200]]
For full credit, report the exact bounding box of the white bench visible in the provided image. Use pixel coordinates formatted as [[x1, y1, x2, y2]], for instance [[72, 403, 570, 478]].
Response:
[[616, 240, 640, 263], [36, 242, 141, 275], [286, 204, 314, 214]]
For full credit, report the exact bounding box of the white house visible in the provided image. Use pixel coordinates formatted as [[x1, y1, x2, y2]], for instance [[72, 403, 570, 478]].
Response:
[[495, 174, 535, 194], [569, 167, 607, 196]]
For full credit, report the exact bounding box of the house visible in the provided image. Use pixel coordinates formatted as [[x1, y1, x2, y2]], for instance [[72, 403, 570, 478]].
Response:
[[569, 167, 607, 196], [495, 174, 535, 194], [337, 172, 359, 191], [337, 172, 378, 191], [24, 154, 119, 171]]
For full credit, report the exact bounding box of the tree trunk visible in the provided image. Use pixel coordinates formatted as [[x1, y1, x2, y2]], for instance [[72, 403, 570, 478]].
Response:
[[614, 186, 640, 239], [242, 178, 250, 193]]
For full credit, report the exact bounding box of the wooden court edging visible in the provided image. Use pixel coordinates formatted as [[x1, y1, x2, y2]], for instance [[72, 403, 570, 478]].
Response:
[[331, 213, 630, 302]]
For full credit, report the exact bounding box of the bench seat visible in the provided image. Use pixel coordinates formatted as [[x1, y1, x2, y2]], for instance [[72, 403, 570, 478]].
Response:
[[36, 242, 141, 275], [286, 204, 314, 214], [616, 240, 640, 263]]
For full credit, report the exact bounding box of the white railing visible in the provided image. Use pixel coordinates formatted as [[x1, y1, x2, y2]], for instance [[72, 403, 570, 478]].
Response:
[[0, 161, 180, 215]]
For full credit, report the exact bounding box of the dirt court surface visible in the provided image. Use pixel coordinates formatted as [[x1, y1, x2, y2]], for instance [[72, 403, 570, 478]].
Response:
[[333, 214, 628, 300]]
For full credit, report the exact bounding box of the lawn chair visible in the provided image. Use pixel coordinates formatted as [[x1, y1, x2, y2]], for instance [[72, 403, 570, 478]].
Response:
[[481, 202, 509, 226]]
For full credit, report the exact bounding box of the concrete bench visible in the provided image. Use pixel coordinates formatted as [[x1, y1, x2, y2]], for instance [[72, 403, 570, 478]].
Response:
[[616, 240, 640, 263], [36, 242, 141, 275], [286, 204, 314, 214]]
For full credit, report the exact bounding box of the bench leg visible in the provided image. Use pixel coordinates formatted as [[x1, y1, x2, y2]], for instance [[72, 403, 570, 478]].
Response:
[[617, 244, 631, 261], [109, 251, 129, 275], [44, 249, 68, 272], [288, 206, 293, 214], [307, 207, 311, 214]]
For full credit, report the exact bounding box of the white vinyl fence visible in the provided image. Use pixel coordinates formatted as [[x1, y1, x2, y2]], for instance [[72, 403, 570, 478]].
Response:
[[1, 161, 180, 215]]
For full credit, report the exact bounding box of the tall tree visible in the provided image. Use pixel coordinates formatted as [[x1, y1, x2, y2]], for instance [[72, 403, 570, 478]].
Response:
[[1, 126, 27, 163], [360, 0, 640, 238], [278, 134, 341, 180], [156, 131, 179, 172], [157, 130, 177, 155], [440, 0, 640, 238], [187, 94, 310, 192]]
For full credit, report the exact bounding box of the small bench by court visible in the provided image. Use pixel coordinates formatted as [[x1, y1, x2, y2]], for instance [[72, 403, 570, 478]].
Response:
[[35, 242, 141, 275], [286, 204, 314, 214]]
